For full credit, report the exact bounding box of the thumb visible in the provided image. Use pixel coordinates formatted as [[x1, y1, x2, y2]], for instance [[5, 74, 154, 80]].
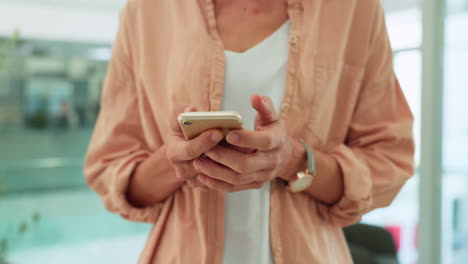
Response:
[[251, 94, 279, 126]]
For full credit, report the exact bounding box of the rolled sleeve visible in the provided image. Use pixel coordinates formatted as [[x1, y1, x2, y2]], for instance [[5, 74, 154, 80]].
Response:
[[84, 3, 167, 223], [327, 145, 372, 226], [321, 77, 414, 227], [87, 150, 166, 223], [319, 1, 415, 227]]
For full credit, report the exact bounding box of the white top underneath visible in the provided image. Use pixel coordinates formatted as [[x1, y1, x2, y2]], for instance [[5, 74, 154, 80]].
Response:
[[221, 21, 290, 264]]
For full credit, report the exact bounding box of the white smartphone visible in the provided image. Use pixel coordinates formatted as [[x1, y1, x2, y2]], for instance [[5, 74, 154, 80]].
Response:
[[178, 111, 244, 140]]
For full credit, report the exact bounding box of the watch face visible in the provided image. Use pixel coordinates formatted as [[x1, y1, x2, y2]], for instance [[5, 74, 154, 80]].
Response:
[[291, 176, 313, 192]]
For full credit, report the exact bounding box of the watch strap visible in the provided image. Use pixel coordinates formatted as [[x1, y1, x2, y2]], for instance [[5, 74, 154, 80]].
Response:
[[299, 139, 315, 175]]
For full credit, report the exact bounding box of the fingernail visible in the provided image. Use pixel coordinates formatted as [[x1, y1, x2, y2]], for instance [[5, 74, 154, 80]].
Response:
[[262, 96, 268, 107], [227, 133, 239, 143], [211, 133, 222, 142]]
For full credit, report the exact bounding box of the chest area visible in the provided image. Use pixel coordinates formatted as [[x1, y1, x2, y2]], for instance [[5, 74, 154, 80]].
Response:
[[214, 1, 289, 53], [137, 7, 366, 148], [222, 25, 290, 129]]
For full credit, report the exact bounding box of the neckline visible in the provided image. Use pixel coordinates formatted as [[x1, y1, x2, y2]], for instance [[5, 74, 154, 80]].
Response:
[[224, 21, 290, 56]]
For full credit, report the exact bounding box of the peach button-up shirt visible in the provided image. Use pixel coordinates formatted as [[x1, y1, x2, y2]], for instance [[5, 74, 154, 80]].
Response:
[[84, 0, 415, 263]]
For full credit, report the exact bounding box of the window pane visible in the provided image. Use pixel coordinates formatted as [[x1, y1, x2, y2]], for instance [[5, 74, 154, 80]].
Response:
[[362, 6, 421, 264], [443, 1, 468, 263], [0, 39, 149, 263]]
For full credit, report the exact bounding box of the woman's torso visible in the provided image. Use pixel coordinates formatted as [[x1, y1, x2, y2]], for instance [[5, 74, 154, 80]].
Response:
[[121, 0, 376, 263]]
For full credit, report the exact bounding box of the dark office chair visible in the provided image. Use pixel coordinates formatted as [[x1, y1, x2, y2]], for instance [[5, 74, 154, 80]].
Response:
[[343, 223, 399, 264]]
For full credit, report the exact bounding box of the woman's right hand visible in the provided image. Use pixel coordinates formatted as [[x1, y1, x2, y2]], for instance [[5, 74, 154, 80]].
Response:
[[166, 106, 224, 191]]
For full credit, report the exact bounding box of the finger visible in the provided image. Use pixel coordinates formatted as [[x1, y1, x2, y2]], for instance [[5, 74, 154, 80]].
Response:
[[174, 165, 198, 181], [198, 175, 265, 193], [177, 162, 198, 177], [186, 178, 197, 188], [219, 140, 256, 153], [227, 144, 257, 154], [204, 145, 278, 174], [187, 178, 210, 192], [193, 158, 243, 185], [193, 157, 272, 185], [226, 129, 282, 151], [251, 94, 279, 126], [173, 129, 223, 161]]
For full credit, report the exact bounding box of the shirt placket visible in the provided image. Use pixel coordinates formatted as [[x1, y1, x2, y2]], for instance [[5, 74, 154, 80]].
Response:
[[271, 1, 304, 264], [199, 0, 305, 263], [200, 1, 227, 264], [279, 0, 304, 121]]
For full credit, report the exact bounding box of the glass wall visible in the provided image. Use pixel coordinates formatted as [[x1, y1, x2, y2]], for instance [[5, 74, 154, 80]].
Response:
[[0, 38, 150, 263], [370, 1, 468, 263], [362, 7, 422, 264], [443, 0, 468, 263], [366, 2, 468, 263]]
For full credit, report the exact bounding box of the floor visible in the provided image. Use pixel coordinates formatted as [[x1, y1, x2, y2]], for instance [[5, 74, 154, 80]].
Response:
[[9, 234, 147, 264], [0, 189, 151, 263]]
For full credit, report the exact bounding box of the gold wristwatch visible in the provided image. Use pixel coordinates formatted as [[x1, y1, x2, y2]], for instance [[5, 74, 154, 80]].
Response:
[[287, 139, 315, 193]]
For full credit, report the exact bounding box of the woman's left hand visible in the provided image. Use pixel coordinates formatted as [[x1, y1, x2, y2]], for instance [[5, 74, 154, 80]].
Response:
[[193, 94, 294, 192]]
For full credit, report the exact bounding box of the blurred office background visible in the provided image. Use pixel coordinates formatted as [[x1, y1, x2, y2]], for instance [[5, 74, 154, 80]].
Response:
[[0, 0, 467, 263]]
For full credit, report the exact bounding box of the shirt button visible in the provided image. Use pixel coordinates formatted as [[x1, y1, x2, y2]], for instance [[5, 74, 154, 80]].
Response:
[[281, 103, 290, 112], [289, 35, 298, 44]]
